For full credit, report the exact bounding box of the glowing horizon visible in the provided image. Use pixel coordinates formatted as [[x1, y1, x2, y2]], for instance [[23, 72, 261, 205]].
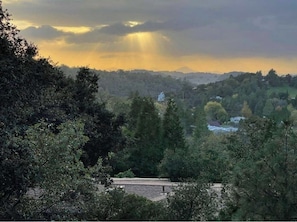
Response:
[[36, 40, 297, 75]]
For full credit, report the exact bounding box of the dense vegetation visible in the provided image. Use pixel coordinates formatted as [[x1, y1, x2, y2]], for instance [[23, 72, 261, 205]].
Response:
[[2, 2, 297, 220]]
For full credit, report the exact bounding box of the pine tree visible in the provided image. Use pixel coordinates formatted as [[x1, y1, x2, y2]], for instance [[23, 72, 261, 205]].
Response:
[[128, 96, 163, 176], [224, 117, 297, 220], [262, 99, 274, 117], [159, 99, 189, 181], [162, 98, 187, 151], [193, 106, 209, 142]]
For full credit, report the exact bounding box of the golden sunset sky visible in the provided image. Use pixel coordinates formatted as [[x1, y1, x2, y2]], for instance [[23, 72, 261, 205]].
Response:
[[3, 0, 297, 74]]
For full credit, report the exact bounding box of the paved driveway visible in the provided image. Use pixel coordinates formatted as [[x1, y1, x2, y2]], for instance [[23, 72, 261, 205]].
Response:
[[111, 178, 178, 201], [111, 178, 223, 202]]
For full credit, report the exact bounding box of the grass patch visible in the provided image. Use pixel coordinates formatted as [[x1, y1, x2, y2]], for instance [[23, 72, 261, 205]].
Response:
[[267, 86, 297, 98]]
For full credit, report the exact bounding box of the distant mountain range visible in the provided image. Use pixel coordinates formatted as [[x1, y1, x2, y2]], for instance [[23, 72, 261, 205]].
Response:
[[129, 69, 244, 85]]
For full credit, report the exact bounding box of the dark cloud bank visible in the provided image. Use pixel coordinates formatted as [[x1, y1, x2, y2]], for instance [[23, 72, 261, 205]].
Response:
[[9, 0, 297, 58]]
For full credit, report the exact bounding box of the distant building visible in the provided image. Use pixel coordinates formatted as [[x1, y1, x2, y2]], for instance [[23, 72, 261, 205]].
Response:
[[230, 116, 245, 124], [210, 96, 223, 101], [207, 120, 238, 134], [157, 92, 165, 102], [207, 125, 238, 134]]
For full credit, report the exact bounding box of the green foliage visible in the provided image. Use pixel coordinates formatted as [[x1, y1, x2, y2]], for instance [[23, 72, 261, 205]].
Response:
[[162, 98, 187, 151], [26, 120, 88, 184], [0, 130, 35, 219], [108, 148, 132, 176], [241, 101, 252, 118], [12, 120, 102, 220], [67, 67, 127, 167], [124, 95, 163, 176], [62, 64, 297, 121], [265, 69, 279, 87], [89, 188, 166, 221], [270, 106, 290, 123], [114, 169, 135, 178], [63, 64, 297, 126], [289, 109, 297, 125], [262, 99, 274, 117], [159, 149, 194, 181], [80, 105, 125, 167], [267, 86, 297, 99], [204, 101, 228, 123], [0, 5, 125, 219], [195, 134, 230, 182], [159, 99, 191, 181], [0, 2, 37, 59], [166, 180, 218, 220], [225, 117, 297, 220], [192, 106, 209, 141], [74, 67, 99, 112]]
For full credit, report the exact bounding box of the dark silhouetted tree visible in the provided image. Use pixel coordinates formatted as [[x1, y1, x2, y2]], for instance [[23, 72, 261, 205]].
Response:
[[128, 96, 163, 176]]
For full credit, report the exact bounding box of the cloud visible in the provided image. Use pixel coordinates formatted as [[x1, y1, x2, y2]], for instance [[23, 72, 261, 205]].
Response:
[[66, 29, 119, 44], [6, 0, 297, 59], [21, 25, 67, 40]]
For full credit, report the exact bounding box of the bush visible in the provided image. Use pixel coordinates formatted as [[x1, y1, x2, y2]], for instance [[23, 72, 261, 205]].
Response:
[[114, 168, 135, 178], [90, 188, 167, 220], [166, 180, 218, 221]]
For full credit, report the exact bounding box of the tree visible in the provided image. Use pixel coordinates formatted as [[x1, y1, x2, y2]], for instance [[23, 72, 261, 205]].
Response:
[[89, 188, 166, 220], [0, 4, 125, 219], [0, 4, 47, 219], [12, 120, 102, 220], [0, 1, 37, 59], [162, 98, 187, 151], [224, 116, 297, 220], [80, 104, 125, 167], [127, 96, 163, 176], [241, 101, 252, 118], [270, 106, 290, 123], [159, 99, 190, 181], [0, 128, 36, 219], [265, 69, 279, 87], [204, 101, 228, 123], [254, 98, 265, 116], [290, 109, 297, 126], [196, 133, 230, 183], [74, 67, 99, 112], [166, 180, 218, 220], [193, 106, 209, 142], [262, 99, 274, 117], [72, 68, 126, 167], [127, 92, 143, 130], [159, 148, 195, 181]]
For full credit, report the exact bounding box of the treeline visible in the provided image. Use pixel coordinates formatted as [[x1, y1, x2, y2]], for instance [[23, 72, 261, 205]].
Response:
[[2, 2, 297, 220], [62, 65, 297, 133], [60, 65, 187, 99], [190, 70, 297, 118]]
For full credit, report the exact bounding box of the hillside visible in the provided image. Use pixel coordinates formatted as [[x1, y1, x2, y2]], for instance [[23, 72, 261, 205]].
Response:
[[60, 66, 297, 118], [59, 65, 243, 98]]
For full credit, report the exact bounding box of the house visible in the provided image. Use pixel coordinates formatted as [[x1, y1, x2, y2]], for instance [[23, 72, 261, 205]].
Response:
[[157, 92, 165, 102], [230, 116, 245, 124]]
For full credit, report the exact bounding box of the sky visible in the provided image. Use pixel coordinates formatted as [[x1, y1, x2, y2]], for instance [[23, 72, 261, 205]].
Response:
[[3, 0, 297, 74]]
